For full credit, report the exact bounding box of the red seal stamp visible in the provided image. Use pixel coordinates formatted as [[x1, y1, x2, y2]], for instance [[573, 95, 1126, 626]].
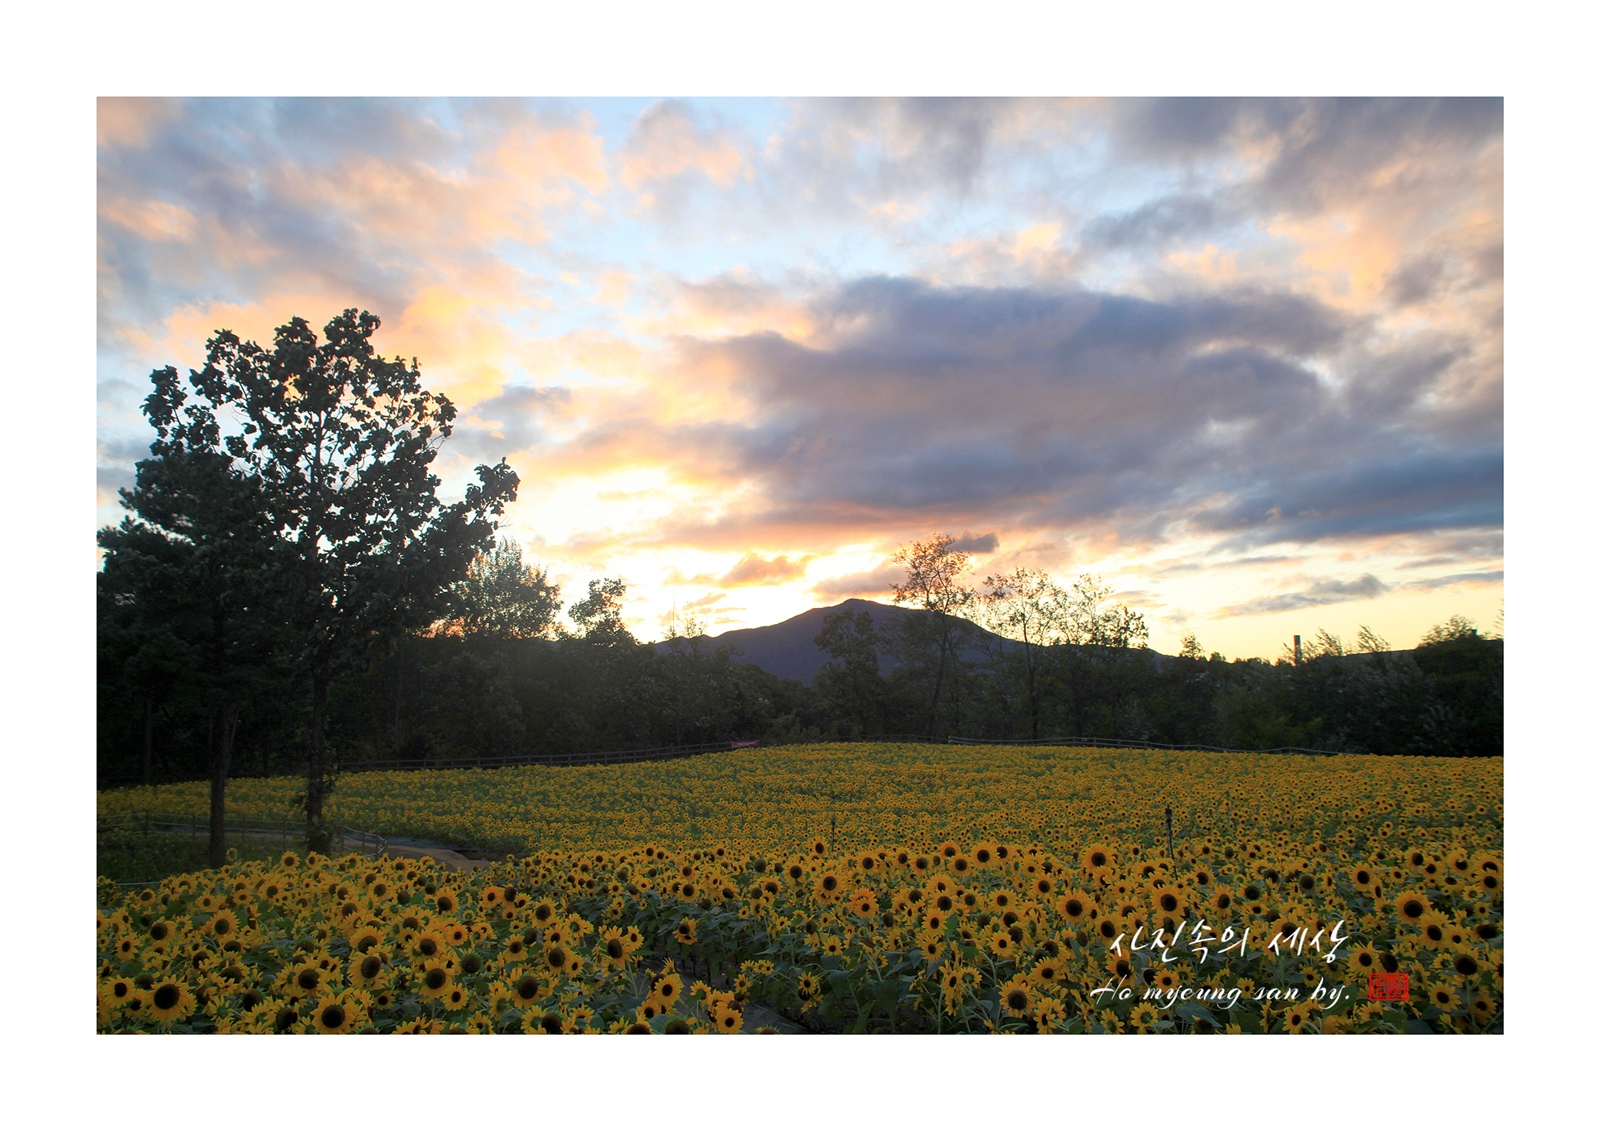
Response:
[[1367, 972, 1409, 1002]]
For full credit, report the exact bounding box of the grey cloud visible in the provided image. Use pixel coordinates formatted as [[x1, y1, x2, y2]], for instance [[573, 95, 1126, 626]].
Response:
[[1396, 570, 1503, 592], [948, 531, 999, 554], [811, 563, 903, 600], [1080, 194, 1226, 252], [1149, 555, 1293, 578], [1385, 256, 1446, 307], [1218, 573, 1389, 617], [454, 385, 569, 460], [97, 437, 155, 463], [1107, 99, 1501, 215], [1202, 449, 1502, 551], [656, 274, 1494, 556]]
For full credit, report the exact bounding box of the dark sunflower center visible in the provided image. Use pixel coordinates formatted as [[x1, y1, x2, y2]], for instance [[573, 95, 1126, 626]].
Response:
[[321, 1004, 346, 1029], [153, 984, 180, 1010]]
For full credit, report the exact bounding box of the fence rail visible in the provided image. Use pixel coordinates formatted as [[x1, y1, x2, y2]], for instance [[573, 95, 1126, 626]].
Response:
[[318, 738, 757, 775], [943, 735, 1357, 756]]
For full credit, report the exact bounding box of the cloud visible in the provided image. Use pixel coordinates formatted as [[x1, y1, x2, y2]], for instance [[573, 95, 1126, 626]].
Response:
[[454, 384, 571, 460], [718, 553, 811, 586], [810, 562, 904, 600], [1396, 570, 1504, 592], [948, 531, 999, 554], [620, 101, 751, 215], [1218, 573, 1390, 616], [98, 98, 182, 149], [1080, 193, 1227, 253]]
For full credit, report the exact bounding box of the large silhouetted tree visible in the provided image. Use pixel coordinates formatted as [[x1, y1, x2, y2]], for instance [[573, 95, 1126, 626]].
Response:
[[139, 309, 518, 850]]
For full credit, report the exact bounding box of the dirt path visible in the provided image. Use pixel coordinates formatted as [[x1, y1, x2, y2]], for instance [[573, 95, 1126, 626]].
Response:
[[378, 841, 493, 873]]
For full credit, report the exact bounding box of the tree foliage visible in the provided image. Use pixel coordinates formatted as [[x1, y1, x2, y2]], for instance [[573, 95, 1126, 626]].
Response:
[[126, 310, 518, 848], [442, 537, 561, 640]]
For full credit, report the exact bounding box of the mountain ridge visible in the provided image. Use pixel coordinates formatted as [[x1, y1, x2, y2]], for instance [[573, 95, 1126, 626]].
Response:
[[653, 598, 1011, 685]]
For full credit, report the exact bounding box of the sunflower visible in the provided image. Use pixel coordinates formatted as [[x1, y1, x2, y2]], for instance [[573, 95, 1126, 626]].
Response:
[[1034, 997, 1069, 1031], [1426, 980, 1461, 1010], [349, 951, 389, 988], [311, 992, 368, 1034], [346, 924, 383, 954], [1080, 843, 1114, 874], [999, 975, 1033, 1019], [653, 971, 684, 1007], [147, 980, 195, 1024], [417, 962, 454, 1000], [540, 941, 571, 974], [794, 972, 820, 1003], [206, 907, 240, 942], [412, 929, 451, 960], [812, 872, 843, 902], [522, 1009, 568, 1035], [850, 888, 879, 918], [675, 918, 698, 945], [1055, 892, 1091, 922], [985, 929, 1017, 959], [283, 960, 325, 998], [1393, 890, 1431, 924], [598, 927, 630, 969], [1282, 1006, 1310, 1034], [1128, 1001, 1160, 1032]]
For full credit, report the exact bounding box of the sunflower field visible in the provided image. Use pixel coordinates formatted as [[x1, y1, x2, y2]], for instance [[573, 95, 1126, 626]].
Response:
[[96, 742, 1502, 1034]]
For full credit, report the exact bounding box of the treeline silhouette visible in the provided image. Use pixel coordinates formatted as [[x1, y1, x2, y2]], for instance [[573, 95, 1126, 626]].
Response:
[[99, 573, 1502, 790]]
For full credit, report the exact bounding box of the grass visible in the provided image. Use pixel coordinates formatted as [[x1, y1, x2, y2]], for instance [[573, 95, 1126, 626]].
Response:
[[97, 825, 306, 885]]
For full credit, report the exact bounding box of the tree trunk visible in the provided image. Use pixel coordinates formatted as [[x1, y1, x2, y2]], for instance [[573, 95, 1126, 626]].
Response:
[[1026, 652, 1040, 742], [306, 666, 332, 853], [208, 703, 239, 869], [392, 635, 404, 754], [924, 617, 949, 737], [142, 697, 153, 787]]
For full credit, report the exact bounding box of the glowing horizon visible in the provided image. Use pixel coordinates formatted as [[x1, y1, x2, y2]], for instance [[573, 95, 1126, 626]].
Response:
[[96, 98, 1503, 661]]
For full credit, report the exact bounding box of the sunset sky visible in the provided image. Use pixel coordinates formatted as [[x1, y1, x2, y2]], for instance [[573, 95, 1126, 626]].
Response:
[[95, 96, 1504, 659]]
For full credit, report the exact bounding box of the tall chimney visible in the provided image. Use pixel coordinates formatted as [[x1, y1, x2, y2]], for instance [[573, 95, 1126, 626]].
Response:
[[1294, 634, 1302, 665]]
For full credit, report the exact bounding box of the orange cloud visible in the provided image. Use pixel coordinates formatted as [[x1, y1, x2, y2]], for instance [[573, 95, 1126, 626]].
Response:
[[620, 103, 749, 192], [100, 196, 197, 242], [97, 98, 181, 149], [719, 552, 812, 586]]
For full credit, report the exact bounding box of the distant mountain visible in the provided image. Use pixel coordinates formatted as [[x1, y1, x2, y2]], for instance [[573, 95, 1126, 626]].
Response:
[[653, 598, 1012, 684]]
